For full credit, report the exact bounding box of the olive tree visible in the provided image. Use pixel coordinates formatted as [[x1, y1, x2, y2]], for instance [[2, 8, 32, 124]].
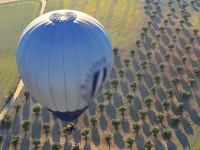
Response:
[[132, 122, 141, 133], [112, 119, 121, 131], [130, 81, 137, 92], [162, 99, 170, 110], [163, 128, 172, 139], [90, 116, 98, 127], [104, 89, 113, 101], [104, 134, 112, 145], [51, 142, 62, 150], [171, 115, 181, 125], [143, 140, 154, 150], [144, 96, 153, 107], [138, 109, 147, 120], [118, 106, 127, 117], [126, 94, 134, 105], [150, 126, 160, 137], [113, 47, 119, 56], [189, 78, 195, 87], [166, 88, 174, 98], [126, 137, 135, 148], [32, 138, 41, 149], [156, 112, 165, 123]]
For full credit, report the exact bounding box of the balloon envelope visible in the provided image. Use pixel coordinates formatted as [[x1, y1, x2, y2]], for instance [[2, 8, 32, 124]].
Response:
[[16, 10, 113, 121]]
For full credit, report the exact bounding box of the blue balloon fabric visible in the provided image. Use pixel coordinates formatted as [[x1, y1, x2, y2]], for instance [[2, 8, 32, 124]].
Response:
[[16, 10, 113, 121]]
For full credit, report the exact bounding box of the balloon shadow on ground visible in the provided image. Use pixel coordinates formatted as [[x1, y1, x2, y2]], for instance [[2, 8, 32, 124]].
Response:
[[113, 93, 123, 108], [32, 119, 42, 139], [32, 97, 38, 103], [100, 114, 108, 131], [154, 140, 166, 150], [135, 134, 145, 150], [91, 128, 100, 146], [23, 100, 30, 120], [43, 139, 50, 150], [121, 118, 130, 133], [42, 107, 50, 123], [64, 141, 72, 150], [174, 128, 190, 148], [51, 120, 60, 142], [114, 132, 125, 149], [106, 103, 116, 119], [129, 105, 139, 122], [88, 102, 96, 116], [120, 81, 129, 96], [20, 135, 30, 150], [73, 129, 81, 144]]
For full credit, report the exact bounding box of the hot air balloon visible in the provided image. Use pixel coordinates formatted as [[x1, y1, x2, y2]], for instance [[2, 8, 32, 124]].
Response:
[[16, 10, 113, 123]]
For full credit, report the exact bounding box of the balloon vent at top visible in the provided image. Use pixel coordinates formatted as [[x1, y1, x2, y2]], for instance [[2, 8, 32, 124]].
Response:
[[49, 11, 77, 22]]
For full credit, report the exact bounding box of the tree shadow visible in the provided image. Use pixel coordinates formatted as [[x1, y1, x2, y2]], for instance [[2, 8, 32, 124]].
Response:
[[135, 134, 145, 150], [42, 139, 50, 150], [178, 37, 187, 48], [138, 84, 149, 100], [166, 27, 173, 36], [182, 27, 191, 37], [154, 140, 166, 150], [145, 10, 151, 16], [114, 56, 123, 69], [181, 118, 194, 135], [129, 105, 139, 122], [187, 108, 200, 125], [52, 120, 60, 142], [174, 128, 190, 148], [83, 113, 89, 127], [121, 118, 130, 133], [113, 93, 124, 108], [73, 129, 81, 144], [106, 103, 116, 119], [126, 70, 134, 82], [143, 72, 153, 88], [42, 107, 50, 123], [64, 141, 72, 150], [155, 98, 164, 113], [157, 86, 167, 101], [167, 140, 177, 150], [161, 34, 170, 46], [158, 45, 167, 56], [149, 62, 158, 75], [138, 50, 146, 60], [154, 17, 161, 23], [23, 100, 30, 120], [185, 21, 193, 27], [96, 93, 104, 103], [114, 132, 125, 149], [110, 68, 117, 79], [2, 129, 12, 150], [88, 102, 96, 116], [32, 119, 42, 139], [176, 47, 184, 57], [147, 109, 156, 125], [20, 135, 30, 150], [158, 12, 164, 19], [12, 114, 20, 135], [104, 80, 110, 90], [193, 6, 199, 12], [153, 22, 159, 30], [169, 20, 176, 26], [91, 128, 100, 146], [150, 28, 156, 37], [132, 59, 140, 72], [83, 144, 91, 150], [120, 81, 129, 96], [100, 114, 108, 131], [169, 66, 177, 77], [143, 36, 152, 51], [163, 75, 171, 89], [172, 14, 178, 19], [142, 121, 150, 136]]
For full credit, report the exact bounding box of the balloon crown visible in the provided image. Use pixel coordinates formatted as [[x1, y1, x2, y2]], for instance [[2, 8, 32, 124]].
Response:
[[49, 11, 77, 22]]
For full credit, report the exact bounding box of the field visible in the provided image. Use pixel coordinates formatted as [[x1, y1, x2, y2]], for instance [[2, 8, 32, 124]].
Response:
[[45, 0, 141, 48], [0, 0, 41, 108], [1, 0, 200, 150]]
